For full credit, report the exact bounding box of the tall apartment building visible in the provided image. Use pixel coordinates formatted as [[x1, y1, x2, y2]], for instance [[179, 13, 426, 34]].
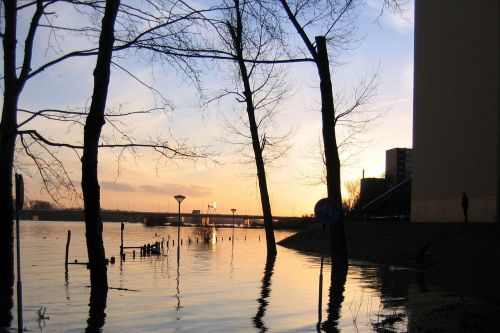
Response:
[[411, 0, 499, 222], [386, 148, 412, 185]]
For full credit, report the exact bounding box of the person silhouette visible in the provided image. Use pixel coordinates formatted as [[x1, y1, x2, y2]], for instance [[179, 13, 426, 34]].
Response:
[[461, 192, 469, 223]]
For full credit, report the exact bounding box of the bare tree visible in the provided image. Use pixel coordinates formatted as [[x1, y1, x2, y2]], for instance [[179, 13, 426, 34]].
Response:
[[223, 0, 282, 256], [81, 0, 120, 291], [301, 71, 380, 188], [0, 1, 107, 323], [131, 0, 296, 257], [204, 0, 297, 257], [278, 0, 406, 269], [182, 0, 286, 257], [0, 1, 45, 325], [279, 0, 359, 269], [0, 1, 211, 324], [342, 179, 360, 212]]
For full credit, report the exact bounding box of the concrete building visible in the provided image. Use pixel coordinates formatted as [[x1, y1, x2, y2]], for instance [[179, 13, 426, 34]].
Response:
[[359, 150, 413, 218], [411, 0, 499, 222], [386, 148, 412, 185], [359, 177, 389, 209]]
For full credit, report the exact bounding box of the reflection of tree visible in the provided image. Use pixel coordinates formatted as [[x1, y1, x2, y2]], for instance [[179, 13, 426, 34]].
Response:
[[371, 267, 409, 332], [85, 285, 108, 332], [252, 256, 276, 332], [320, 268, 347, 333]]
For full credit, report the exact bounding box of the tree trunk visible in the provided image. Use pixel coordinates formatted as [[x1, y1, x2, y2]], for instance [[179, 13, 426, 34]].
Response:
[[229, 0, 277, 257], [237, 53, 277, 256], [238, 58, 277, 257], [81, 0, 120, 291], [245, 94, 277, 257], [0, 1, 18, 327], [315, 36, 348, 269]]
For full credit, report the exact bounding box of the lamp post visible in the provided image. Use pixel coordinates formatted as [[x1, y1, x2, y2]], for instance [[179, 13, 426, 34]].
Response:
[[230, 209, 237, 228], [174, 195, 186, 264], [231, 208, 236, 242]]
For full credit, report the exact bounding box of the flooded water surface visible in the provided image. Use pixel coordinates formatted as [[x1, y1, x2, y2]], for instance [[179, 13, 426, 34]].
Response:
[[11, 221, 486, 332]]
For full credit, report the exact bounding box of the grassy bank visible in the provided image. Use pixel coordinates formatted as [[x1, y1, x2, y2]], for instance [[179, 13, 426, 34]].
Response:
[[278, 220, 500, 302]]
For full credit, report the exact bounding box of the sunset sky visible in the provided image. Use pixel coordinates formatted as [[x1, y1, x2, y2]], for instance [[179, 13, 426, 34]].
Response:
[[10, 0, 414, 217]]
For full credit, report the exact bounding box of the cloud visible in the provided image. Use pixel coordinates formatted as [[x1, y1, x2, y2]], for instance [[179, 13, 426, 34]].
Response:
[[141, 183, 213, 197], [366, 0, 414, 34], [101, 181, 136, 192], [404, 61, 414, 92], [101, 179, 213, 197]]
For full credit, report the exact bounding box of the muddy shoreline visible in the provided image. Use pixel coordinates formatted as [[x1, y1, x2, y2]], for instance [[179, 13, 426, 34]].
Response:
[[278, 221, 500, 332], [279, 221, 500, 299]]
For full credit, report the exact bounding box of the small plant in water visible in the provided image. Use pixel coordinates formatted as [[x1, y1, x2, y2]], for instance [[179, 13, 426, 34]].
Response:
[[349, 291, 364, 323], [194, 225, 217, 243], [36, 306, 50, 329], [36, 306, 49, 320], [372, 312, 405, 333]]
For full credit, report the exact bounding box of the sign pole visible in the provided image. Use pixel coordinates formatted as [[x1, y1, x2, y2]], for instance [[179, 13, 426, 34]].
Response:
[[15, 174, 24, 332]]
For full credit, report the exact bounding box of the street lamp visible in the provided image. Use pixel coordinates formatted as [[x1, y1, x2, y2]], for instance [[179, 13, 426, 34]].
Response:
[[174, 195, 186, 263], [230, 208, 237, 242], [230, 208, 237, 227]]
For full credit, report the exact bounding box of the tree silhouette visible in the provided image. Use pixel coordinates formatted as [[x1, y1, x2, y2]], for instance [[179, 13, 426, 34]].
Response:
[[1, 1, 211, 325], [278, 0, 407, 268], [130, 0, 294, 257]]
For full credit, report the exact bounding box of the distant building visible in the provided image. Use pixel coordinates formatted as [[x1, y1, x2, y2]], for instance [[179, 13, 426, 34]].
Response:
[[359, 148, 413, 218], [359, 177, 389, 209], [191, 210, 201, 224], [412, 0, 499, 222], [386, 148, 412, 185]]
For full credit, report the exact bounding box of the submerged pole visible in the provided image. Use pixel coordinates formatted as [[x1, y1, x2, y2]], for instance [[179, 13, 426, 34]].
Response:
[[65, 230, 71, 272], [120, 222, 124, 256], [15, 174, 24, 333]]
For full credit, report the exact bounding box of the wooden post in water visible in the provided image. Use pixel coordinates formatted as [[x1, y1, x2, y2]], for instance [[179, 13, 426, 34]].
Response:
[[120, 222, 124, 256], [65, 230, 71, 272]]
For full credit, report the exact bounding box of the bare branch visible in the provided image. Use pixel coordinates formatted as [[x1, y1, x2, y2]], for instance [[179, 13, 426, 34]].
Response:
[[18, 129, 210, 159], [18, 134, 79, 205]]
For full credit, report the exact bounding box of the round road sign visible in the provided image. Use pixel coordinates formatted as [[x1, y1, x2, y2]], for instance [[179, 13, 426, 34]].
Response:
[[314, 198, 341, 223]]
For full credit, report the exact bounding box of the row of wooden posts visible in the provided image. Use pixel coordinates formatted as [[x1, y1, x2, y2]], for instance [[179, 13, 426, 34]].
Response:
[[64, 223, 261, 269]]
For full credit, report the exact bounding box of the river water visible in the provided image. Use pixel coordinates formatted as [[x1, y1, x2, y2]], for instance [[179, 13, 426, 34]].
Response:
[[9, 221, 477, 332]]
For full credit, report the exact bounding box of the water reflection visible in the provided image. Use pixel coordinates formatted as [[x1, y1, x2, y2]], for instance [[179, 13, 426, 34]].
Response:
[[320, 268, 347, 333], [15, 222, 492, 332], [252, 255, 276, 332], [0, 275, 13, 329], [85, 286, 107, 333], [175, 263, 182, 318]]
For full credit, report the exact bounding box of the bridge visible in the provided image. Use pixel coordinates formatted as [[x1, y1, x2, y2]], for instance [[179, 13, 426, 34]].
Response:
[[19, 209, 296, 224]]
